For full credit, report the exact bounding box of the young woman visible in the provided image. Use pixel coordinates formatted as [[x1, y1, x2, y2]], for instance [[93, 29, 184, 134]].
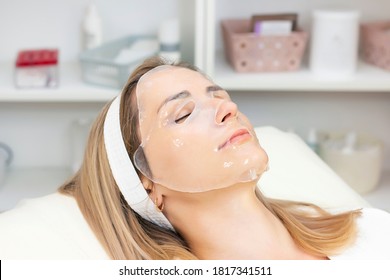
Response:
[[58, 56, 388, 260]]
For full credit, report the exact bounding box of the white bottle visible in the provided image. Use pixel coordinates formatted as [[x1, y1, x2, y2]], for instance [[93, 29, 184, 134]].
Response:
[[158, 18, 181, 62], [82, 2, 103, 50], [307, 128, 319, 154], [342, 131, 357, 154]]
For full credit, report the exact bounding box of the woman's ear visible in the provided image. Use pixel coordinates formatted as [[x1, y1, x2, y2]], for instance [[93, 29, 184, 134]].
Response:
[[140, 176, 154, 195], [140, 176, 166, 209]]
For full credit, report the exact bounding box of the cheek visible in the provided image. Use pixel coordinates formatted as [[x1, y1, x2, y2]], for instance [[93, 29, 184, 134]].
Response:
[[145, 127, 213, 165], [143, 128, 184, 157]]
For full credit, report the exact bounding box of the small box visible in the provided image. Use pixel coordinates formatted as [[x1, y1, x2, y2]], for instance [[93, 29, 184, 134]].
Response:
[[360, 21, 390, 71], [15, 49, 59, 88], [221, 19, 308, 72], [251, 13, 298, 35]]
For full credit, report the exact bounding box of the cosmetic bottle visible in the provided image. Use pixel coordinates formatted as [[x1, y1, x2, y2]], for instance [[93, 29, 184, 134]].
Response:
[[0, 142, 13, 187], [342, 131, 357, 154], [82, 2, 103, 50], [158, 18, 181, 62], [307, 128, 319, 154]]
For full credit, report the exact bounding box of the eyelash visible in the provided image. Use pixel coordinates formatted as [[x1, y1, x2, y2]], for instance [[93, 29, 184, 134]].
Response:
[[172, 92, 229, 124], [175, 112, 191, 124]]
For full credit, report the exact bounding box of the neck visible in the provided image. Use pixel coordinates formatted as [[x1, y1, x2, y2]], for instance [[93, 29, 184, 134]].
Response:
[[163, 182, 316, 259]]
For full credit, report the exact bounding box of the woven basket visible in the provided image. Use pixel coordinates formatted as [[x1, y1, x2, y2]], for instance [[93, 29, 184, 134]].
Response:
[[221, 19, 308, 72], [360, 21, 390, 71]]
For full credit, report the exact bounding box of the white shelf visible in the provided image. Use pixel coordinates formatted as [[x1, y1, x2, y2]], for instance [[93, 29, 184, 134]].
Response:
[[0, 167, 72, 212], [0, 62, 119, 102], [213, 51, 390, 92]]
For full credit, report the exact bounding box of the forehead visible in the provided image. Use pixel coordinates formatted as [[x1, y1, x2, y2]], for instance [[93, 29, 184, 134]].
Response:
[[137, 66, 212, 97]]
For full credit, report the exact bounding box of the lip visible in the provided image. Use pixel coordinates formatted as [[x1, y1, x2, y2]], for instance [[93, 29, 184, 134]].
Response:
[[218, 128, 251, 150]]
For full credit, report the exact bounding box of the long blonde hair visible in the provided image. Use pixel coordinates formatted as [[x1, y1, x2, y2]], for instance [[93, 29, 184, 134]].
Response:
[[59, 57, 360, 259]]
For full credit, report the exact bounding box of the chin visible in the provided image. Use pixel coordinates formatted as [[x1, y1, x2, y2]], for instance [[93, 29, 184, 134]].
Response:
[[251, 146, 269, 177], [236, 146, 269, 184]]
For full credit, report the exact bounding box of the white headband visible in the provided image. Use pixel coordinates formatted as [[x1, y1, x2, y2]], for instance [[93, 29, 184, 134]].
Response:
[[103, 94, 175, 231]]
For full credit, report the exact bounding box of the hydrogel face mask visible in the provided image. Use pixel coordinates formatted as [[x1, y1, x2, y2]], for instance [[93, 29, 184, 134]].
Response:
[[134, 66, 267, 192]]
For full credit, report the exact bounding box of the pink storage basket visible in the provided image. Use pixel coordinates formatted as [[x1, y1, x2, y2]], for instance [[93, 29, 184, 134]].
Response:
[[360, 21, 390, 71], [221, 19, 308, 72]]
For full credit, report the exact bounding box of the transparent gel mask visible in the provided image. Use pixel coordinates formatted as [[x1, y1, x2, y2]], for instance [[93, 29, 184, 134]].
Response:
[[134, 66, 266, 192]]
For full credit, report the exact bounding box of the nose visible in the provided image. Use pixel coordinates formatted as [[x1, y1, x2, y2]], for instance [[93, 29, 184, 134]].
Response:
[[215, 100, 238, 124]]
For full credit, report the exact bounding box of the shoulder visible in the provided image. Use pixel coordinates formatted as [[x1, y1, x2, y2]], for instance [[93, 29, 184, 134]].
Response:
[[0, 192, 109, 259], [330, 208, 390, 259]]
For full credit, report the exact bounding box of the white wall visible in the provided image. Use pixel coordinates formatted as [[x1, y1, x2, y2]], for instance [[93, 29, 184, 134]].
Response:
[[0, 102, 102, 168]]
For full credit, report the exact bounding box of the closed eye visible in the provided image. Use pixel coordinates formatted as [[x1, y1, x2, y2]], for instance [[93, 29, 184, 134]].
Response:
[[175, 112, 191, 124], [174, 101, 195, 124]]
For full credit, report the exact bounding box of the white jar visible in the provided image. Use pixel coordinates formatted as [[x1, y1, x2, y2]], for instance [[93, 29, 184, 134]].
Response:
[[82, 2, 103, 50], [158, 18, 181, 63], [319, 132, 383, 194], [310, 10, 360, 77]]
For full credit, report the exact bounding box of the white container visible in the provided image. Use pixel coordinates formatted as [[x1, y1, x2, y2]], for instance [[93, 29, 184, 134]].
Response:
[[82, 2, 103, 50], [319, 131, 383, 194], [158, 18, 181, 63], [14, 49, 59, 88], [310, 10, 360, 77], [0, 143, 13, 187]]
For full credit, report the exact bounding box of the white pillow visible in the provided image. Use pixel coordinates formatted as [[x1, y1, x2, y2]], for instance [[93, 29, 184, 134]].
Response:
[[255, 126, 369, 210]]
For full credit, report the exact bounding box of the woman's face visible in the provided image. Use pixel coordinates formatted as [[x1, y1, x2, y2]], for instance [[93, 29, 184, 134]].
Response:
[[134, 66, 268, 192]]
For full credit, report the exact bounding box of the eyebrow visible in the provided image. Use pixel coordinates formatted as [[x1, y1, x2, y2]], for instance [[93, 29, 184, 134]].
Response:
[[206, 85, 223, 93], [157, 90, 191, 113], [157, 85, 224, 113]]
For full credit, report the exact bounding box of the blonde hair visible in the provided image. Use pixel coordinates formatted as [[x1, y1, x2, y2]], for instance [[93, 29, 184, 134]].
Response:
[[59, 57, 360, 259]]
